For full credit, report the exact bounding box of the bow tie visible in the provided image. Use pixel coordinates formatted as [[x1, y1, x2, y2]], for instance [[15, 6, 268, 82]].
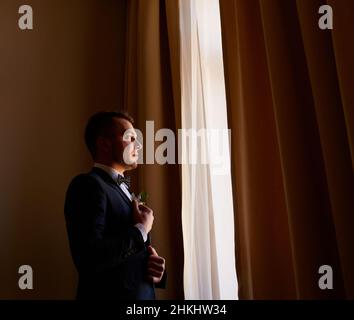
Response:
[[117, 175, 131, 188]]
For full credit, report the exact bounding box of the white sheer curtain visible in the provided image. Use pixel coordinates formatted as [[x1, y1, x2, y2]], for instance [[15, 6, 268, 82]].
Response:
[[179, 0, 238, 299]]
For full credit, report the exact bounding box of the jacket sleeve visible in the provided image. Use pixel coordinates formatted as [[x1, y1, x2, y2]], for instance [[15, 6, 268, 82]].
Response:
[[64, 174, 146, 273]]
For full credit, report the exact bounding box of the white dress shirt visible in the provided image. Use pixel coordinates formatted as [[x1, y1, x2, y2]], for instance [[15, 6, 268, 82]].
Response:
[[93, 163, 148, 242]]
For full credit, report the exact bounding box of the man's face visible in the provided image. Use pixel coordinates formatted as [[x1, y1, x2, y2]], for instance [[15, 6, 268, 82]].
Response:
[[105, 117, 141, 170]]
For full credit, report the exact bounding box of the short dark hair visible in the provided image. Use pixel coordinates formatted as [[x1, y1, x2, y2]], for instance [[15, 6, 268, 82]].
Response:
[[84, 111, 134, 157]]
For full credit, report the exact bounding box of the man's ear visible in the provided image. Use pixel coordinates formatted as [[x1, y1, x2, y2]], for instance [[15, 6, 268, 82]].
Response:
[[96, 137, 111, 153]]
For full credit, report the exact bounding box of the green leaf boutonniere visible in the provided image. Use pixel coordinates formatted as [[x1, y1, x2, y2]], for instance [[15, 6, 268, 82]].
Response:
[[138, 191, 148, 204], [132, 191, 149, 204]]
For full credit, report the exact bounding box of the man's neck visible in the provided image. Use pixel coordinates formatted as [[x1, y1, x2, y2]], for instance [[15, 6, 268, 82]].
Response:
[[94, 161, 125, 176]]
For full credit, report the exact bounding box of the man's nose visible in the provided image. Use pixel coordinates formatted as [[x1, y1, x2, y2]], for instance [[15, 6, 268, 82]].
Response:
[[135, 139, 142, 151]]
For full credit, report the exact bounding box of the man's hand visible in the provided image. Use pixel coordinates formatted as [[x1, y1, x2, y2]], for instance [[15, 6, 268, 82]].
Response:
[[147, 246, 165, 284], [132, 199, 154, 233]]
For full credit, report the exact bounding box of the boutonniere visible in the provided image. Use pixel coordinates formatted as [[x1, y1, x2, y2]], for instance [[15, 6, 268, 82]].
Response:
[[132, 191, 149, 204]]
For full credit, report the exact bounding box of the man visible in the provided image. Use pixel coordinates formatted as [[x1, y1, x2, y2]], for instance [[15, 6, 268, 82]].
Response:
[[64, 111, 166, 299]]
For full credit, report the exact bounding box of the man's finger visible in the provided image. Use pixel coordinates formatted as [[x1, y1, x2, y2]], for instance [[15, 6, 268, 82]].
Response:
[[148, 255, 165, 264], [147, 261, 165, 272], [132, 199, 140, 212], [147, 268, 163, 278], [148, 246, 158, 256]]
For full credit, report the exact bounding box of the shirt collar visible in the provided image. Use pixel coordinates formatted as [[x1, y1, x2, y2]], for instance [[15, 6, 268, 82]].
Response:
[[93, 163, 124, 182]]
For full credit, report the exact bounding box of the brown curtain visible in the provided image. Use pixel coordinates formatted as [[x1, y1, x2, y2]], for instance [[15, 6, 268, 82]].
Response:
[[123, 0, 183, 299], [220, 0, 354, 299]]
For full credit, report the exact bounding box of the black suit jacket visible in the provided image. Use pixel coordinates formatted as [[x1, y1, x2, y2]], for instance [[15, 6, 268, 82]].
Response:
[[64, 167, 166, 299]]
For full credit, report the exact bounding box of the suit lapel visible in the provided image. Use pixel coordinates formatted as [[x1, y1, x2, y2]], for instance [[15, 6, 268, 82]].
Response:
[[114, 184, 132, 206]]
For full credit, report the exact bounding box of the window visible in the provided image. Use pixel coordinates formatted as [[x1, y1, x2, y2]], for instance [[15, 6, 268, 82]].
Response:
[[179, 0, 238, 299]]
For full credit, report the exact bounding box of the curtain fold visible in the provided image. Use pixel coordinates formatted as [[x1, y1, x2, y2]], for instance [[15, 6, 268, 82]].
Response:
[[123, 0, 183, 299], [220, 0, 354, 299], [325, 0, 354, 298]]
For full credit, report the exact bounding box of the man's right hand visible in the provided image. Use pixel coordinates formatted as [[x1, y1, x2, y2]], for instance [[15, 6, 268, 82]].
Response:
[[132, 199, 154, 233]]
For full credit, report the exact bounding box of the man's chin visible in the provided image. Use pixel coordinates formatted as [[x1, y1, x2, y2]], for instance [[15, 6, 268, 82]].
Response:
[[125, 162, 138, 171]]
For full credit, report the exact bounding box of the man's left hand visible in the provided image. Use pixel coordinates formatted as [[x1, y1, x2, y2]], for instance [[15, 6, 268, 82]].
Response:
[[147, 246, 165, 284]]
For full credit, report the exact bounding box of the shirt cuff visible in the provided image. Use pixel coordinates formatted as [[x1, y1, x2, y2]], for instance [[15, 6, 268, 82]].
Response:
[[134, 223, 148, 242]]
